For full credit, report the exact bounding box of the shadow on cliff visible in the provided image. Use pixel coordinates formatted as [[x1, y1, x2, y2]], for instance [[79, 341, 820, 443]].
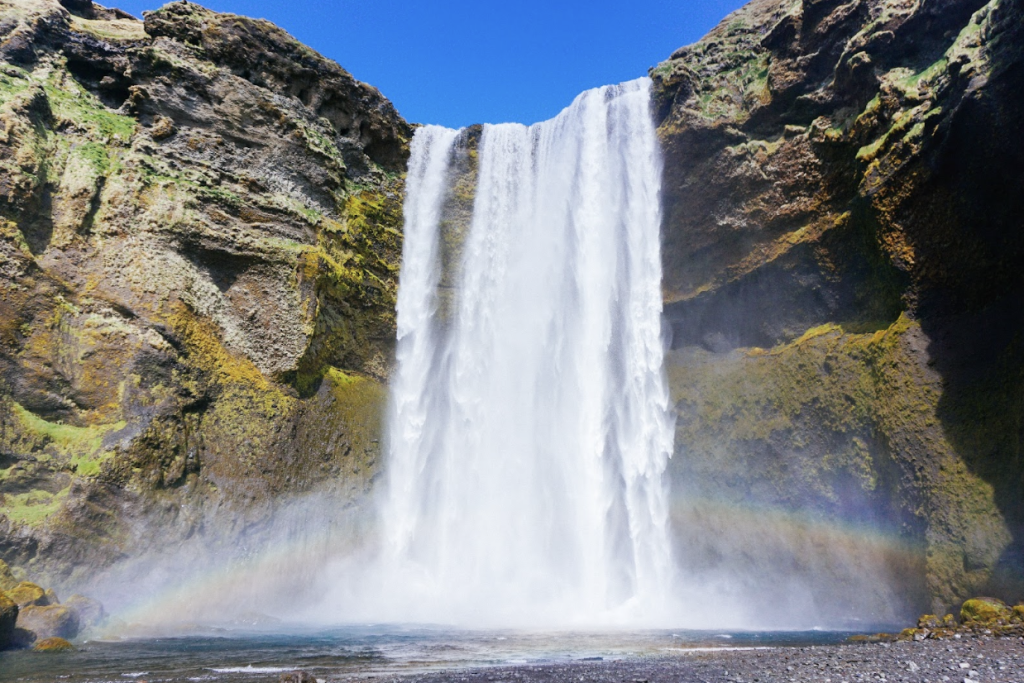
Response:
[[910, 41, 1024, 603]]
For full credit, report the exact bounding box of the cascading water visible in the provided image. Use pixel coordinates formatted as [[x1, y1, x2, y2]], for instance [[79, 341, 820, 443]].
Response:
[[377, 77, 677, 627]]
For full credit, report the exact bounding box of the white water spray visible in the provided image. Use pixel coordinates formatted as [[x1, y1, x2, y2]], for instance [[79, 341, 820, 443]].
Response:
[[377, 78, 677, 627]]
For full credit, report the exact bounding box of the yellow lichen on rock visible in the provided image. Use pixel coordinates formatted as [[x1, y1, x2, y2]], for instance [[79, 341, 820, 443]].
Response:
[[7, 582, 47, 608], [32, 636, 75, 651]]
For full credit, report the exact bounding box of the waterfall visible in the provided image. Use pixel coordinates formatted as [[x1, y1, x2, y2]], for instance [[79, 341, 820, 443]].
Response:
[[378, 77, 677, 627]]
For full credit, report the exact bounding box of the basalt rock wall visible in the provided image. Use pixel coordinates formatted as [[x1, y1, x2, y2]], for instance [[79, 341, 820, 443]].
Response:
[[0, 0, 408, 597], [653, 0, 1024, 619]]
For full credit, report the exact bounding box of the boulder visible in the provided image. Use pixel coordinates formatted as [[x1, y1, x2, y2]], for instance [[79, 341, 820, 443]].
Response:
[[0, 592, 17, 650], [960, 597, 1011, 624], [7, 582, 49, 608], [33, 637, 75, 652], [15, 605, 79, 643], [280, 672, 317, 683], [64, 595, 105, 629]]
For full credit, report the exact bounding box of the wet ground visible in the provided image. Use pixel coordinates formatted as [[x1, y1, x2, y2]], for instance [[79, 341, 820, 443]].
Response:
[[387, 636, 1024, 683], [2, 628, 1020, 683]]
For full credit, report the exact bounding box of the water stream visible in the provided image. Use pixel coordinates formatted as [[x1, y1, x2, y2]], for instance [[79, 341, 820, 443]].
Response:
[[376, 77, 677, 627]]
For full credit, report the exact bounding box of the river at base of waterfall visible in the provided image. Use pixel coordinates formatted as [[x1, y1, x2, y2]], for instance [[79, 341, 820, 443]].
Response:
[[0, 626, 888, 683]]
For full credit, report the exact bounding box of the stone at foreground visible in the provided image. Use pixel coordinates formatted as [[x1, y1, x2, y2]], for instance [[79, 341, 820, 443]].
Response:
[[961, 597, 1012, 623], [14, 604, 78, 644], [373, 637, 1022, 683], [32, 636, 74, 652], [280, 672, 317, 683]]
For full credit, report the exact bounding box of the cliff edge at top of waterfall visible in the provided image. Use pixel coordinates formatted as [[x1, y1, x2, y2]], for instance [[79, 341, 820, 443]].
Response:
[[0, 0, 405, 596]]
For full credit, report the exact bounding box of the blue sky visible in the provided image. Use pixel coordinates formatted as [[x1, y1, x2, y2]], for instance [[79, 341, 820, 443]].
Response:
[[110, 0, 748, 127]]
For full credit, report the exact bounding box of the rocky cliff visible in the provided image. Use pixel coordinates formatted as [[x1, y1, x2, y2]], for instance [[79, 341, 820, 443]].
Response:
[[652, 0, 1024, 619], [0, 0, 1021, 625], [0, 0, 408, 595]]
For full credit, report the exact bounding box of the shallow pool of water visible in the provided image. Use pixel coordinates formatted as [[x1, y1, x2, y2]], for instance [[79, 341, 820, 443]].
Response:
[[0, 626, 881, 683]]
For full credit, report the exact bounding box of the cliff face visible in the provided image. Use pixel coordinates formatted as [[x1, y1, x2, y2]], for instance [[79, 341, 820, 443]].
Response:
[[0, 0, 408, 590], [653, 0, 1024, 617], [1, 0, 1021, 623]]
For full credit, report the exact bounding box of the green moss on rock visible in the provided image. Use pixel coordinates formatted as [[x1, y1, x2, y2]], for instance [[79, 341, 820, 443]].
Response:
[[7, 582, 47, 608], [960, 597, 1010, 623], [40, 61, 136, 143], [668, 311, 1015, 613]]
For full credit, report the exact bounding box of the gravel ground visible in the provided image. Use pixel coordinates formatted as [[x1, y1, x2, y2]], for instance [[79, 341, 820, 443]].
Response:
[[362, 636, 1024, 683]]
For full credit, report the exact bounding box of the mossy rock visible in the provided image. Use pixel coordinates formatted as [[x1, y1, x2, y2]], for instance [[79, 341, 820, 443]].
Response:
[[960, 597, 1011, 623], [0, 592, 17, 650], [33, 636, 74, 652], [850, 632, 895, 643], [915, 613, 956, 629], [1012, 604, 1024, 623], [7, 582, 47, 608], [0, 561, 16, 592]]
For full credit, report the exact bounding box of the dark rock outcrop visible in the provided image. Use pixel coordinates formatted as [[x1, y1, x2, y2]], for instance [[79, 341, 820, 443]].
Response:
[[0, 592, 17, 650], [653, 0, 1024, 618]]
